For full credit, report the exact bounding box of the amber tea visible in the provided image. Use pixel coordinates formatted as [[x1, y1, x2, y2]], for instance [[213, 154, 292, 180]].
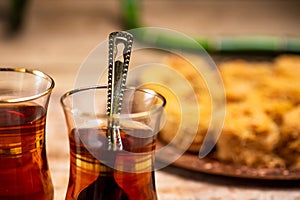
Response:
[[61, 86, 165, 200], [66, 124, 157, 200], [0, 104, 53, 200]]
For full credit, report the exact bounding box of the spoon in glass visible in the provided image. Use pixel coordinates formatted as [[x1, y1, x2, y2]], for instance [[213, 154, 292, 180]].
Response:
[[106, 31, 133, 151]]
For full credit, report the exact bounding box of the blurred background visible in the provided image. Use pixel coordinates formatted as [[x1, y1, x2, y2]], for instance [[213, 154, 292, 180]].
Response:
[[0, 0, 300, 198], [0, 1, 299, 86], [0, 0, 299, 82]]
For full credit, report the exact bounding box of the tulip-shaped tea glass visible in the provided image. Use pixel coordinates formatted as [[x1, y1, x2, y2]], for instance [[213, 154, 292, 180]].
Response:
[[61, 86, 166, 200], [0, 68, 54, 199]]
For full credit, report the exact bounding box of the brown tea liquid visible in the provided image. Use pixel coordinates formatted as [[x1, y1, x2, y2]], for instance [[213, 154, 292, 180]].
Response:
[[66, 126, 158, 200], [0, 104, 53, 200]]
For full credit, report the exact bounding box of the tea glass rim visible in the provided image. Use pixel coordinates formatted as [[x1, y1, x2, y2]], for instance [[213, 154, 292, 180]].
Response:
[[60, 85, 166, 119], [0, 68, 55, 103]]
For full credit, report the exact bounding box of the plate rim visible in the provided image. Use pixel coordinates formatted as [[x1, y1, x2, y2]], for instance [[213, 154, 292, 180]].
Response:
[[156, 140, 300, 180]]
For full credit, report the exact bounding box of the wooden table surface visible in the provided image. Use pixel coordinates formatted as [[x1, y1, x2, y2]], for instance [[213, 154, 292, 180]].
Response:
[[1, 1, 300, 199]]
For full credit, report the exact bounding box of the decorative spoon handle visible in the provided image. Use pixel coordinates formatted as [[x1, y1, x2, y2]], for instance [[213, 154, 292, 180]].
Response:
[[106, 31, 133, 151]]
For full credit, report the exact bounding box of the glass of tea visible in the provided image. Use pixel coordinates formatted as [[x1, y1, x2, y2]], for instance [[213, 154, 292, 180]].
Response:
[[61, 85, 166, 200], [0, 68, 54, 199]]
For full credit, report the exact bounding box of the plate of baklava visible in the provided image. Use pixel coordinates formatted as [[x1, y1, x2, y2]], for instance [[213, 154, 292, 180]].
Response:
[[143, 54, 300, 180]]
